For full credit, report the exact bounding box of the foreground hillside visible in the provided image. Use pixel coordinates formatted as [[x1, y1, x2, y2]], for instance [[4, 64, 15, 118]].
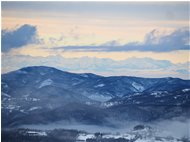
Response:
[[2, 125, 189, 142]]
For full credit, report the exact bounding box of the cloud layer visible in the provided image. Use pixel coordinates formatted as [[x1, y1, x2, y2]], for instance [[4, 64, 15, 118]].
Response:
[[2, 55, 189, 79], [57, 27, 189, 52], [1, 24, 39, 52], [1, 24, 189, 53]]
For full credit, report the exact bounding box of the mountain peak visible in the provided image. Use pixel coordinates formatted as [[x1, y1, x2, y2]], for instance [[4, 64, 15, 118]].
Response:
[[20, 66, 61, 72], [14, 66, 72, 76]]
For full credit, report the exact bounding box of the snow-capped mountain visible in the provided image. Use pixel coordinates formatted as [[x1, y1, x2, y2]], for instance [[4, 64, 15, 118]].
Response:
[[1, 66, 190, 127]]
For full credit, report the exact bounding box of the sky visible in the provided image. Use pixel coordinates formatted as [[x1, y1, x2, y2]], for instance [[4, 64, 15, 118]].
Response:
[[1, 1, 190, 79]]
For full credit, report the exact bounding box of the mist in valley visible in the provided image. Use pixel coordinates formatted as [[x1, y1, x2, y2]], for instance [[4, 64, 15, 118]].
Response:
[[19, 116, 190, 139]]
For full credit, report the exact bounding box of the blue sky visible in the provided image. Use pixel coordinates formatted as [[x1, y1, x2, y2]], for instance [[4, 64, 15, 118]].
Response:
[[2, 2, 189, 21], [1, 2, 190, 79]]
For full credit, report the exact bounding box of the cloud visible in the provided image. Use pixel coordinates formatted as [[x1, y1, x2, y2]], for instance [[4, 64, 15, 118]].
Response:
[[56, 27, 189, 52], [101, 40, 121, 46], [144, 27, 190, 51], [1, 24, 39, 52], [2, 54, 189, 79]]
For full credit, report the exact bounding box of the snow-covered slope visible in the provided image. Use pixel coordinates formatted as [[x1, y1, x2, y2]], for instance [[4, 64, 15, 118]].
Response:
[[38, 79, 53, 88], [1, 66, 190, 128]]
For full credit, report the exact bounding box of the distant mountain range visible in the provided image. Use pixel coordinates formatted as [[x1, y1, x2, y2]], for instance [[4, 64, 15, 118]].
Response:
[[2, 66, 190, 127]]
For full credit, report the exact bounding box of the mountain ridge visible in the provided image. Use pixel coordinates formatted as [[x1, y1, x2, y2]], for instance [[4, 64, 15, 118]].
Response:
[[2, 65, 189, 80], [2, 66, 190, 127]]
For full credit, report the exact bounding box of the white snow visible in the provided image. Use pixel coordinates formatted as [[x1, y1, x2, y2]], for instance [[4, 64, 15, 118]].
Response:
[[94, 84, 105, 88], [103, 134, 122, 139], [151, 92, 161, 97], [27, 131, 47, 136], [151, 91, 168, 98], [32, 98, 40, 101], [132, 82, 144, 92], [86, 102, 92, 105], [2, 82, 8, 88], [22, 96, 40, 101], [103, 102, 115, 107], [29, 107, 41, 111], [135, 138, 182, 142], [102, 133, 136, 140], [102, 102, 119, 108], [75, 123, 186, 142], [7, 105, 16, 110], [72, 81, 83, 86], [80, 74, 89, 78], [17, 70, 28, 74], [6, 105, 21, 111], [88, 93, 112, 102], [2, 92, 11, 98], [77, 133, 95, 141], [39, 79, 53, 88], [182, 88, 190, 92], [76, 130, 180, 142], [76, 131, 182, 142]]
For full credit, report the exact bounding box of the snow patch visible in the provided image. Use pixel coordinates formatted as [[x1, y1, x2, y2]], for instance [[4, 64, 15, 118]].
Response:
[[88, 94, 112, 102], [2, 92, 11, 98], [72, 81, 83, 86], [39, 79, 53, 88], [17, 70, 28, 74], [6, 105, 21, 111], [182, 88, 190, 92], [29, 107, 41, 111], [94, 84, 105, 88], [77, 133, 95, 141], [102, 133, 136, 140], [151, 91, 168, 98], [132, 82, 144, 92], [7, 105, 16, 110], [32, 98, 40, 101], [27, 131, 47, 136], [86, 102, 93, 105], [80, 74, 89, 78], [102, 102, 119, 108], [2, 82, 8, 88]]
